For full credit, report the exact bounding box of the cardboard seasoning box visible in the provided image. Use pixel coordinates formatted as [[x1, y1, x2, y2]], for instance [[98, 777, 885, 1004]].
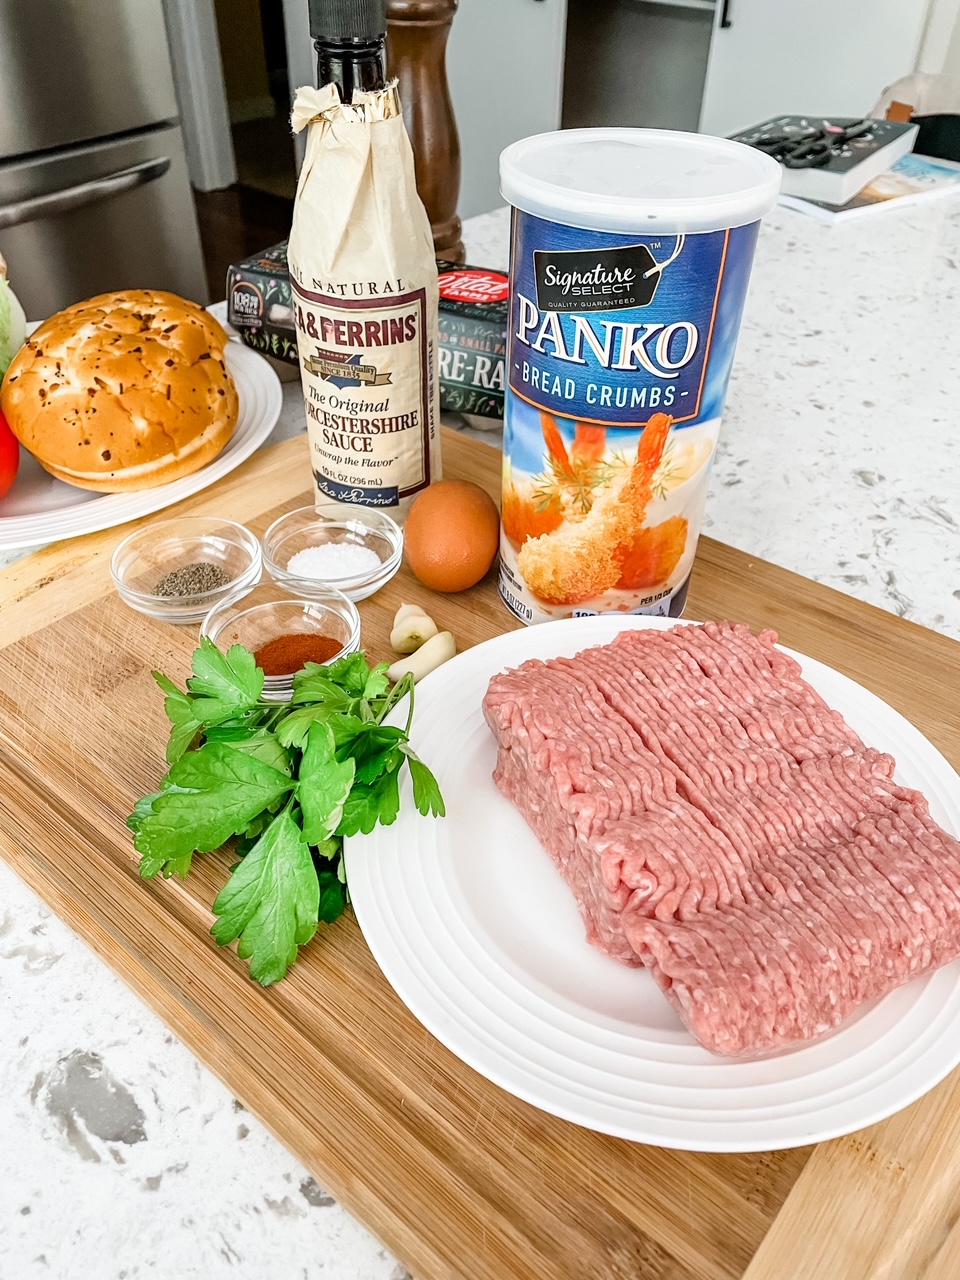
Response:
[[226, 244, 507, 421], [435, 262, 508, 421], [226, 241, 298, 365]]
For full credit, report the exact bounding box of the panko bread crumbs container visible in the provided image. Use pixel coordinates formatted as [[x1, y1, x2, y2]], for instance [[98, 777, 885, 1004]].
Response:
[[498, 129, 780, 624]]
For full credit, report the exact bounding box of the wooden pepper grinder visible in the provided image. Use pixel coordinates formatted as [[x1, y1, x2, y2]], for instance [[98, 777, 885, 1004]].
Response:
[[386, 0, 465, 262]]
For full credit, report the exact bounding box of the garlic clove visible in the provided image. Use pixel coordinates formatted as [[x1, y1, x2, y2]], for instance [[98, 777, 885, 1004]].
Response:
[[390, 610, 439, 654], [393, 602, 427, 626], [387, 631, 456, 684]]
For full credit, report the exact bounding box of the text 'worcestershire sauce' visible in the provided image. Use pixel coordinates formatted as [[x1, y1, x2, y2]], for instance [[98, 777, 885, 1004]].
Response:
[[288, 0, 441, 518]]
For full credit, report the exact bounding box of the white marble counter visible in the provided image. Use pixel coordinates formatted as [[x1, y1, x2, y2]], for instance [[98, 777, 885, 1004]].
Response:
[[3, 199, 960, 1280]]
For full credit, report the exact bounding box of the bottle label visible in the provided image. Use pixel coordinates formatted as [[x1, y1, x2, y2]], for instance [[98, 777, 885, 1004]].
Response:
[[501, 209, 761, 624], [291, 278, 435, 507]]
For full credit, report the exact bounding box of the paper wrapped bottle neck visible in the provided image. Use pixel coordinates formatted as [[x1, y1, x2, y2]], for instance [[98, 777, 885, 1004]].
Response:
[[291, 81, 401, 132]]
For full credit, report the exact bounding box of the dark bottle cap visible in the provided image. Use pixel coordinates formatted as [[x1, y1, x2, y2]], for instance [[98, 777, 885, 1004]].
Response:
[[309, 0, 387, 43]]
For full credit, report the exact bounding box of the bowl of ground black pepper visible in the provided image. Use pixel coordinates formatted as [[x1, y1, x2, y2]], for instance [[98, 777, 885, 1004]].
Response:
[[110, 516, 262, 624], [199, 580, 361, 701]]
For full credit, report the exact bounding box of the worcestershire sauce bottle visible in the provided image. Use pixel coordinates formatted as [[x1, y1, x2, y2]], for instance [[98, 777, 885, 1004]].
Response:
[[287, 0, 442, 519]]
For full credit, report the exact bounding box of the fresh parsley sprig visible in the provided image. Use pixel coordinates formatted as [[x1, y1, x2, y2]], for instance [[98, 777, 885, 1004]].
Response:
[[128, 639, 445, 985]]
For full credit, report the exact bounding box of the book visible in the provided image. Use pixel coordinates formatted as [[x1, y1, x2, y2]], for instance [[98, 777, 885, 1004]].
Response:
[[778, 153, 960, 223], [730, 116, 918, 204]]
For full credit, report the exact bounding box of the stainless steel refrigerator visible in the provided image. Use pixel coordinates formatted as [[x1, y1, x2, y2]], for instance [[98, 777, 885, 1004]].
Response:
[[0, 0, 209, 319]]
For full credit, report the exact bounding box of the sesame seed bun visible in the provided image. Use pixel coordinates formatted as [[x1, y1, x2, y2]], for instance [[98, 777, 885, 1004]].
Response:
[[0, 290, 239, 492]]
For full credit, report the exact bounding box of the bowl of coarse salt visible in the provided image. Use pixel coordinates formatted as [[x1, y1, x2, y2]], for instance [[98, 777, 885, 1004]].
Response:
[[262, 502, 403, 602]]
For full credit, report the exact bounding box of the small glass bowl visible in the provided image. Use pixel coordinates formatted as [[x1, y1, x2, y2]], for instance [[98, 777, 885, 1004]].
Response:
[[110, 516, 262, 624], [200, 581, 361, 701], [262, 503, 403, 602]]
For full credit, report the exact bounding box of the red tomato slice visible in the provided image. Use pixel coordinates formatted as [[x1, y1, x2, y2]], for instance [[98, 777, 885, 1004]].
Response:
[[0, 407, 20, 500]]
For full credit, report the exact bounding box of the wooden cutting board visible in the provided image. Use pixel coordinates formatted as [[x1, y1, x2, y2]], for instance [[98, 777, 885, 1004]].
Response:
[[2, 427, 960, 1280]]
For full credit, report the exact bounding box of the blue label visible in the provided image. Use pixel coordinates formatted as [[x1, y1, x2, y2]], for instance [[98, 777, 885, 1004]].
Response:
[[507, 212, 759, 442]]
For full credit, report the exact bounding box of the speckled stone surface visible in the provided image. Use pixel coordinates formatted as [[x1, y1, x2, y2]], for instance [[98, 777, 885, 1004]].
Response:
[[0, 871, 411, 1280], [2, 200, 960, 1279]]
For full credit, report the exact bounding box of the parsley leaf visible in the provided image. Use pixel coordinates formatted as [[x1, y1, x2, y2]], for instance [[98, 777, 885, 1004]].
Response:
[[242, 811, 274, 840], [210, 806, 319, 985], [205, 726, 292, 775], [336, 765, 401, 837], [131, 742, 293, 876], [322, 651, 373, 694], [298, 724, 355, 845], [275, 704, 360, 750], [140, 847, 195, 880], [127, 790, 163, 835], [347, 726, 406, 784], [401, 746, 446, 818], [133, 640, 445, 985], [128, 785, 205, 878], [153, 672, 203, 764], [328, 712, 373, 749], [363, 663, 391, 700], [289, 668, 355, 710], [316, 863, 347, 923], [186, 637, 264, 725]]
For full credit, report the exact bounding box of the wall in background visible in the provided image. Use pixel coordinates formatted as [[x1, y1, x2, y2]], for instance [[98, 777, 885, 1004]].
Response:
[[447, 0, 568, 220], [280, 0, 313, 171], [945, 4, 960, 74], [916, 0, 960, 71], [869, 0, 960, 117]]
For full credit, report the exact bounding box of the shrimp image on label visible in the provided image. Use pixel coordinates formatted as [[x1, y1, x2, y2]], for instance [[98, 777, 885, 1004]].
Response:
[[497, 129, 781, 623]]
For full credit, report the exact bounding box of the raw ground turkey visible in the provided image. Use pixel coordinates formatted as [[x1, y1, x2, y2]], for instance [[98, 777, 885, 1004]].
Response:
[[482, 622, 960, 1056]]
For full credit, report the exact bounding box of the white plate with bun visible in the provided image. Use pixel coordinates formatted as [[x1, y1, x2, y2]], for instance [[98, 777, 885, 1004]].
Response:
[[0, 292, 281, 550]]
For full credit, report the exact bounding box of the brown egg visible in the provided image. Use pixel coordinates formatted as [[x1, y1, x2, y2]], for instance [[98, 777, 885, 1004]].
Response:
[[404, 479, 500, 592]]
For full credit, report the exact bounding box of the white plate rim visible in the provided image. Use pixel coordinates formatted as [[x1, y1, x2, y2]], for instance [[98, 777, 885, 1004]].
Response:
[[345, 615, 960, 1152], [0, 341, 282, 550]]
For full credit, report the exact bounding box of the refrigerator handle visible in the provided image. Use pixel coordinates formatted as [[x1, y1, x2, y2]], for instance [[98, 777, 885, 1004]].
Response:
[[0, 157, 171, 230]]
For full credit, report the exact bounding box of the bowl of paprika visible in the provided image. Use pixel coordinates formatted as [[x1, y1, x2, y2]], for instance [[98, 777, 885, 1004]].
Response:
[[200, 580, 361, 701]]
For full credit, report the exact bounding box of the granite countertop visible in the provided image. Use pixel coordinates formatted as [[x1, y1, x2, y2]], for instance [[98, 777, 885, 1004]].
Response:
[[3, 199, 960, 1280]]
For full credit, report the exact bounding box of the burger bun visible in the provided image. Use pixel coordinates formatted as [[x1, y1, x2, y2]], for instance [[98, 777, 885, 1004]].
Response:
[[0, 290, 239, 492]]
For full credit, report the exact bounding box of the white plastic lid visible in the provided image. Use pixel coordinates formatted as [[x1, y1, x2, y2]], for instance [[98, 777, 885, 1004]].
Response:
[[499, 128, 782, 235]]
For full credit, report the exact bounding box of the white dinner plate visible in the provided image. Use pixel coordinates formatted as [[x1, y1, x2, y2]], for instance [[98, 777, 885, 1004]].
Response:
[[0, 341, 282, 550], [345, 616, 960, 1152]]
